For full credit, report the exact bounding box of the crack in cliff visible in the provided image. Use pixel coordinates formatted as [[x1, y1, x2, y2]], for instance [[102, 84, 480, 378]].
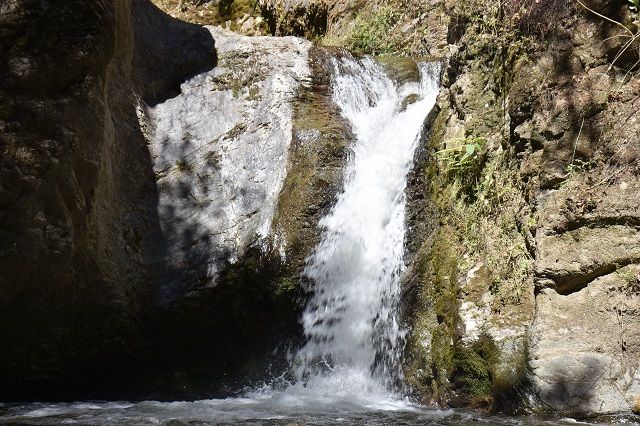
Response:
[[540, 258, 640, 295], [547, 215, 640, 236]]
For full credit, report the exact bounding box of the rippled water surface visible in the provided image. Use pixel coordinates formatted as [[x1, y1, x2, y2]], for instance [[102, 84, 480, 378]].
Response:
[[1, 396, 638, 425]]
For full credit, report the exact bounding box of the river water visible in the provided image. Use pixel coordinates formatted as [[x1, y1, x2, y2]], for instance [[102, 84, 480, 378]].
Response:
[[0, 398, 637, 425]]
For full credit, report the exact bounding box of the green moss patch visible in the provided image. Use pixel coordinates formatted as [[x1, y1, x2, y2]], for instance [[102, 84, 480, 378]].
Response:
[[270, 48, 353, 275], [346, 6, 402, 56], [451, 334, 500, 400]]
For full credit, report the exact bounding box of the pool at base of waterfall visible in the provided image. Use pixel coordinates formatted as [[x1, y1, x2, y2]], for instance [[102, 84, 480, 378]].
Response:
[[1, 394, 638, 425]]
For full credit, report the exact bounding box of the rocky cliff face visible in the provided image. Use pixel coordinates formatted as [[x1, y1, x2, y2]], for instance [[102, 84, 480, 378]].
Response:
[[400, 0, 640, 416], [0, 0, 211, 398]]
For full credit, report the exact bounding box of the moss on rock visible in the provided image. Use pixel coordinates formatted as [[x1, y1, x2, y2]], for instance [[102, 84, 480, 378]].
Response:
[[451, 334, 499, 402], [271, 47, 354, 276], [404, 225, 460, 403], [403, 2, 537, 410], [376, 57, 421, 86]]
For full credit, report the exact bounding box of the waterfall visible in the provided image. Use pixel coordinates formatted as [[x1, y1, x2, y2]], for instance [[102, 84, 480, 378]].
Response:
[[287, 55, 441, 400], [143, 27, 439, 404], [0, 52, 453, 426]]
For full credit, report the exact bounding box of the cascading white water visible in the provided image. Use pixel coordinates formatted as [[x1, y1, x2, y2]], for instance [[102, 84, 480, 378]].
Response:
[[288, 55, 441, 400]]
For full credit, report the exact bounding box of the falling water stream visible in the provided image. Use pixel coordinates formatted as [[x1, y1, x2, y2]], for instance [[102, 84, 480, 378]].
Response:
[[0, 54, 630, 426], [291, 56, 439, 394]]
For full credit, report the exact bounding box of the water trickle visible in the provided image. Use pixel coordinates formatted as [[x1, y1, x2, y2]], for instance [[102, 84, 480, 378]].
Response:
[[291, 55, 441, 398]]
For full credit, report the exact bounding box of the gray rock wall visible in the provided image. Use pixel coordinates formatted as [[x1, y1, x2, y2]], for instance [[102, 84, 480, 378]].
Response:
[[0, 0, 215, 398]]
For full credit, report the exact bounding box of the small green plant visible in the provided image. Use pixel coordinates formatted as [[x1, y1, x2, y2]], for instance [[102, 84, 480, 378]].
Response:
[[347, 6, 401, 55], [436, 137, 487, 192], [437, 137, 486, 170], [489, 277, 501, 295], [566, 158, 596, 175], [175, 159, 193, 173], [629, 0, 639, 17], [616, 267, 640, 294], [204, 150, 221, 169], [274, 276, 297, 296]]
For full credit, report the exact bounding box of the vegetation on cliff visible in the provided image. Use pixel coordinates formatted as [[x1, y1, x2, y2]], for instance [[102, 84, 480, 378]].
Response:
[[401, 0, 640, 415], [152, 0, 267, 33]]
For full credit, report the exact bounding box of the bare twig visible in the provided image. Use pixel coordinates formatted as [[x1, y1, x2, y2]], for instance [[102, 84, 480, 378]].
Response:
[[570, 118, 585, 167], [575, 0, 634, 37]]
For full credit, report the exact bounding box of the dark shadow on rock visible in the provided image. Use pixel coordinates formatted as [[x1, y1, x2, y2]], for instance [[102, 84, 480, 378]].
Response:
[[145, 245, 305, 400], [145, 130, 229, 308], [0, 0, 217, 401], [132, 1, 217, 105], [507, 0, 635, 190], [533, 356, 604, 416], [492, 352, 602, 416]]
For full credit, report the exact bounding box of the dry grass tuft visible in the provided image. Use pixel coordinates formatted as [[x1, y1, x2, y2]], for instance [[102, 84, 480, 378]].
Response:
[[502, 0, 574, 36]]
